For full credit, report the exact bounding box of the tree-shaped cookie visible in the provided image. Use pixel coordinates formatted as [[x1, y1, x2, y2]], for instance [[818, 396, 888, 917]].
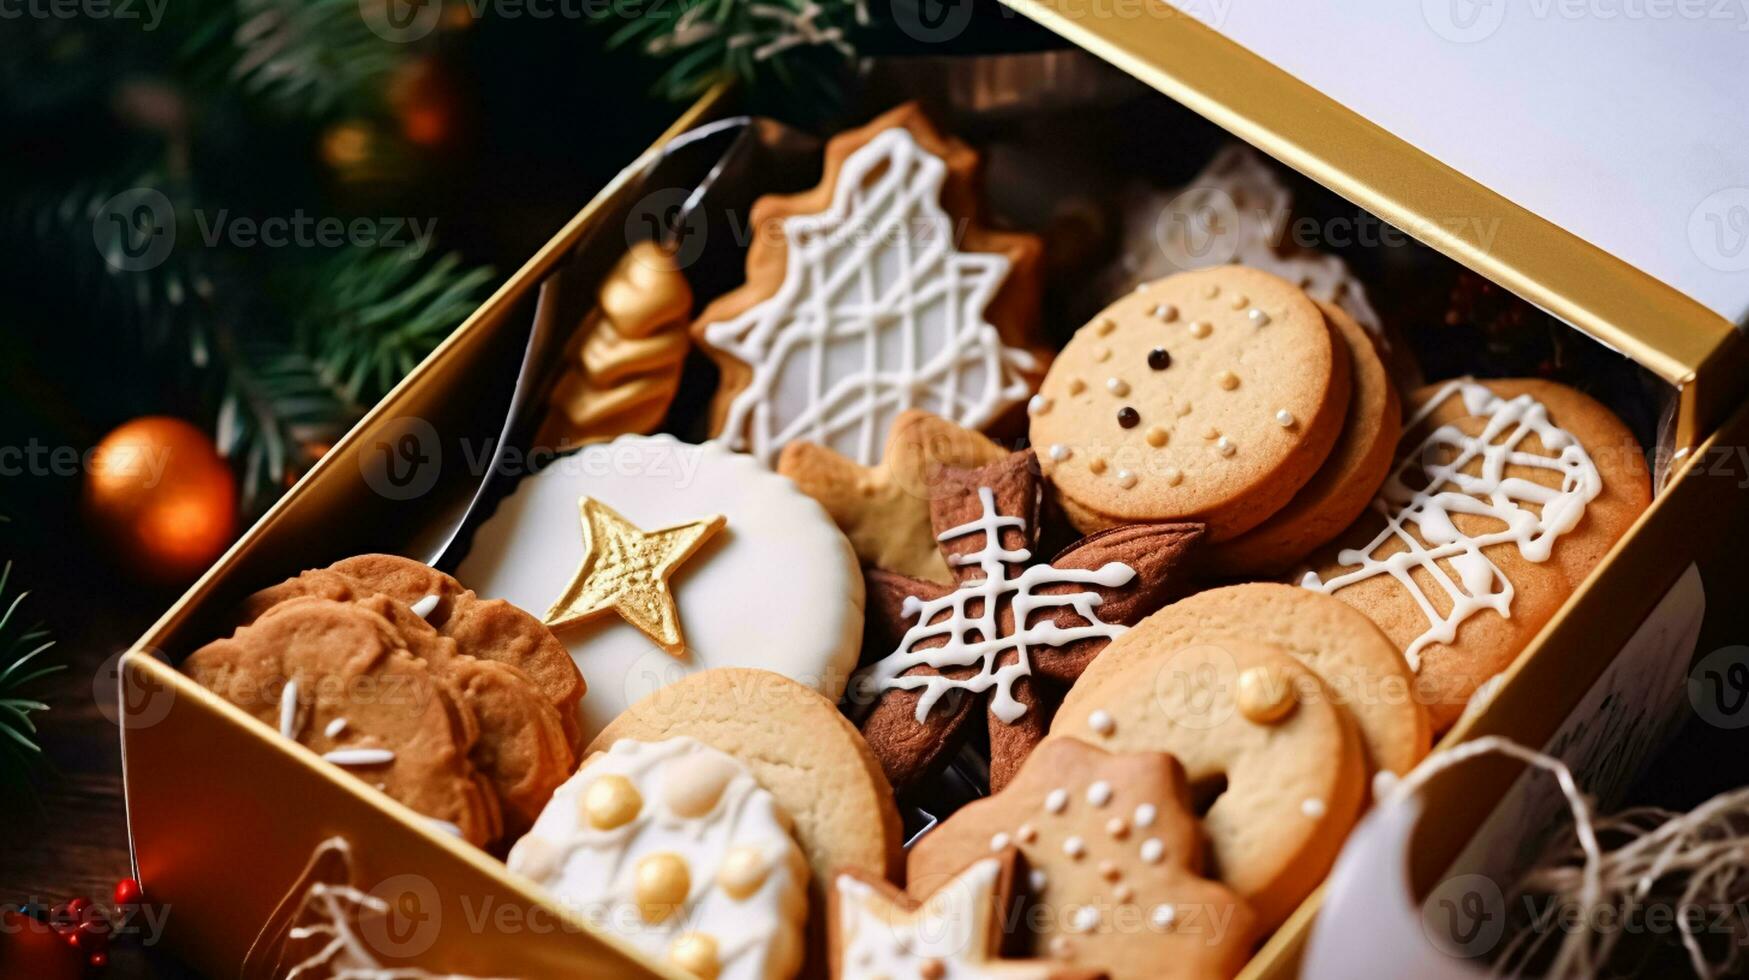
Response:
[[831, 848, 1096, 980], [908, 739, 1257, 980], [852, 450, 1203, 792], [692, 102, 1050, 468]]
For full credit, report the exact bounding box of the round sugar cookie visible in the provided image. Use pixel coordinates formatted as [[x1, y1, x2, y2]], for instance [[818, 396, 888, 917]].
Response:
[[457, 435, 865, 744], [1030, 266, 1348, 540], [593, 669, 904, 975], [1064, 583, 1430, 778], [1301, 378, 1651, 731], [1207, 301, 1401, 574], [1050, 640, 1367, 930], [508, 737, 809, 980]]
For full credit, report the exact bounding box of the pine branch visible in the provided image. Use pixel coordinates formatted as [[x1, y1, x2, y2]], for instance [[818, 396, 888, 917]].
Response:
[[600, 0, 863, 101], [0, 559, 63, 813]]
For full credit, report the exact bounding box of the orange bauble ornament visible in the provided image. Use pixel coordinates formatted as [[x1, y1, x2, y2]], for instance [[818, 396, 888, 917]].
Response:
[[83, 417, 237, 584]]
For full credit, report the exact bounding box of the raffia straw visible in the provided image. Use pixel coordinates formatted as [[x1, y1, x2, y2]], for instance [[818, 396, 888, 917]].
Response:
[[1378, 736, 1749, 979]]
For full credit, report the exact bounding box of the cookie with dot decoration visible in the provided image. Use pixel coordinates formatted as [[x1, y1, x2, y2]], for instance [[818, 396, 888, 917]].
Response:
[[1063, 584, 1429, 780], [508, 737, 810, 980], [1029, 267, 1349, 539], [185, 598, 502, 846], [907, 739, 1256, 980], [1048, 640, 1367, 930], [592, 667, 905, 972], [1206, 301, 1400, 575]]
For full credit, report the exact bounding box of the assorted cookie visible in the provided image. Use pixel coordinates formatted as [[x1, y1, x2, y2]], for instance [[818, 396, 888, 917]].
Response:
[[1300, 377, 1651, 730], [907, 739, 1256, 980], [852, 449, 1204, 792], [177, 107, 1662, 980], [456, 434, 865, 742], [692, 101, 1050, 468], [509, 737, 809, 980]]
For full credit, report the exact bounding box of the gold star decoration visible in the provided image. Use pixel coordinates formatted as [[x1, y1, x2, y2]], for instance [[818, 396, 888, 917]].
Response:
[[543, 497, 726, 656]]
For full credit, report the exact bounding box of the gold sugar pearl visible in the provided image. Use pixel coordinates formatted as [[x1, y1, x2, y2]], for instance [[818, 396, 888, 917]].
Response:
[[1089, 457, 1108, 475], [1106, 377, 1130, 396], [1228, 293, 1248, 310], [1068, 378, 1087, 396], [1248, 308, 1271, 327], [1203, 426, 1220, 441], [1094, 345, 1112, 363], [1218, 371, 1239, 391], [1216, 436, 1237, 457], [1202, 283, 1220, 299], [1145, 426, 1169, 448], [1116, 470, 1138, 489], [717, 846, 770, 901], [918, 960, 946, 980], [1176, 401, 1194, 417], [584, 774, 642, 830], [1106, 817, 1129, 839], [667, 933, 721, 980], [635, 853, 692, 923], [1236, 665, 1297, 724], [1094, 317, 1117, 337], [1099, 860, 1121, 882], [1189, 320, 1212, 339], [664, 753, 737, 818], [1152, 303, 1178, 322], [1048, 443, 1073, 462], [1164, 468, 1183, 486]]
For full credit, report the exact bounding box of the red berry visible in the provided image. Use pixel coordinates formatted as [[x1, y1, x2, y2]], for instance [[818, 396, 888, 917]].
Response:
[[89, 951, 109, 968], [65, 897, 89, 918], [112, 878, 143, 907], [64, 930, 81, 948]]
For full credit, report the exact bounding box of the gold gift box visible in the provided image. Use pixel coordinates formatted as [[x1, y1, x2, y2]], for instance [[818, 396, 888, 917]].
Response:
[[120, 21, 1749, 978]]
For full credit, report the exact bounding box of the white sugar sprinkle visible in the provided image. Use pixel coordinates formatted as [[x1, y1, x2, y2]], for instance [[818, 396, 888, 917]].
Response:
[[1152, 904, 1178, 929], [1301, 797, 1327, 819], [1140, 838, 1165, 863], [1063, 836, 1087, 859], [324, 717, 348, 738], [1029, 395, 1053, 416], [1086, 781, 1113, 807], [1045, 788, 1069, 814], [1048, 443, 1072, 462], [278, 680, 300, 740], [1215, 436, 1236, 457], [1106, 377, 1130, 396], [324, 748, 396, 766], [1088, 710, 1114, 736], [1030, 869, 1049, 892], [1275, 409, 1296, 427], [409, 594, 440, 620], [1134, 804, 1157, 828], [1248, 308, 1271, 326], [1071, 906, 1100, 933], [1116, 469, 1138, 489], [990, 832, 1011, 851]]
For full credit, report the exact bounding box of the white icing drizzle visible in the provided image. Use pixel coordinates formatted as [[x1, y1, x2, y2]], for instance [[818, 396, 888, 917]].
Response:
[[278, 679, 300, 740], [323, 748, 395, 766], [702, 127, 1036, 467], [856, 487, 1133, 724], [1300, 380, 1604, 670], [835, 857, 1050, 979], [409, 594, 440, 620]]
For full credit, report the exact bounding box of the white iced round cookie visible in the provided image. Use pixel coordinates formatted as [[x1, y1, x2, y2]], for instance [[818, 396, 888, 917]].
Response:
[[508, 737, 810, 980], [458, 434, 864, 742]]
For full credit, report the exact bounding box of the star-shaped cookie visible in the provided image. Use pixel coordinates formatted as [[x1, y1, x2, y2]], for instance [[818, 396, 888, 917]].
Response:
[[908, 739, 1257, 980], [852, 451, 1205, 792], [831, 848, 1095, 980], [543, 497, 725, 655], [779, 409, 1007, 585]]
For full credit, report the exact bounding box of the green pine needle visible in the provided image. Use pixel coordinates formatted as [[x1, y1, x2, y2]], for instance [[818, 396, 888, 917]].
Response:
[[597, 0, 862, 101], [0, 562, 62, 803]]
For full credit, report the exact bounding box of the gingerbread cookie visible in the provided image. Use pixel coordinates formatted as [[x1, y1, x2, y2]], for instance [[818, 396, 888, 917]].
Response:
[[245, 554, 587, 755], [508, 737, 809, 980], [692, 102, 1049, 468], [832, 849, 1096, 980], [1049, 641, 1367, 929], [1207, 301, 1400, 575], [538, 241, 693, 449], [853, 450, 1204, 792], [1031, 267, 1349, 539], [1301, 378, 1651, 730], [185, 598, 501, 846], [908, 740, 1256, 980], [1064, 584, 1429, 779], [592, 667, 905, 970], [457, 436, 864, 743], [779, 409, 1007, 585]]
